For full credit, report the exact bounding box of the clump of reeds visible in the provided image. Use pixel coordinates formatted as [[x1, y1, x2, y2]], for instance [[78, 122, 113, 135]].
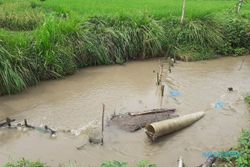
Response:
[[74, 16, 165, 66]]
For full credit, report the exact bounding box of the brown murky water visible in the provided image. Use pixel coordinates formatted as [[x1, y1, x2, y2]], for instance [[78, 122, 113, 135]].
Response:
[[0, 56, 250, 167]]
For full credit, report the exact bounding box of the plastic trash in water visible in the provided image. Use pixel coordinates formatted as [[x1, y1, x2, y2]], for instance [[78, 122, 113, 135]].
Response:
[[215, 101, 224, 110], [169, 90, 181, 97]]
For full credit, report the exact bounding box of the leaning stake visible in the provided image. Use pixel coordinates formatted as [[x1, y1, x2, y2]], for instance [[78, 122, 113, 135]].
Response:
[[145, 112, 205, 141]]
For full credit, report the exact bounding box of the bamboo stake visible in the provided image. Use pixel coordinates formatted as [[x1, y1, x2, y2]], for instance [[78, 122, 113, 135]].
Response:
[[6, 117, 11, 127], [159, 64, 163, 81], [101, 104, 105, 145], [168, 57, 172, 73], [156, 72, 160, 85], [161, 85, 165, 97]]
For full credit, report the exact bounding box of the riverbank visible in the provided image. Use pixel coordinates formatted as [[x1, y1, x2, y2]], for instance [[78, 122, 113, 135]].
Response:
[[1, 0, 250, 95]]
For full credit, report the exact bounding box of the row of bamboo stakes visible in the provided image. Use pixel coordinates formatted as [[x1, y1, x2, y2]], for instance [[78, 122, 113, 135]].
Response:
[[156, 57, 174, 97]]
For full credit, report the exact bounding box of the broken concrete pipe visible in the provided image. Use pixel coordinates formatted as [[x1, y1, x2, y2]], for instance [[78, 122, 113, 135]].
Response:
[[145, 111, 205, 141]]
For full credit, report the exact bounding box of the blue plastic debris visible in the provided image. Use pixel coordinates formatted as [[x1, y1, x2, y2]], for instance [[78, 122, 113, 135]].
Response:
[[215, 101, 224, 110], [169, 90, 181, 97]]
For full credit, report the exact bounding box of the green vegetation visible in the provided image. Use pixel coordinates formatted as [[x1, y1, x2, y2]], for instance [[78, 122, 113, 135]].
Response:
[[245, 95, 250, 105], [235, 129, 250, 167], [5, 159, 157, 167], [0, 0, 250, 95], [217, 129, 250, 167], [5, 158, 46, 167]]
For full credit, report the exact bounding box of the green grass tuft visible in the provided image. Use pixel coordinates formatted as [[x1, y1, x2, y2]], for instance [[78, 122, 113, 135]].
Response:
[[245, 95, 250, 105], [5, 158, 46, 167]]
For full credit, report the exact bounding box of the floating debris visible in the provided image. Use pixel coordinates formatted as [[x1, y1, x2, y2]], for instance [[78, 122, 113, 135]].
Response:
[[177, 156, 184, 167], [0, 117, 15, 127], [170, 90, 181, 97], [215, 101, 224, 110], [88, 128, 103, 145], [109, 108, 178, 132], [228, 87, 233, 92], [198, 156, 216, 167], [0, 118, 56, 137]]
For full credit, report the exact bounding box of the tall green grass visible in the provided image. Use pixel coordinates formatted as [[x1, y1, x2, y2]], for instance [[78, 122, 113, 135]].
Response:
[[0, 0, 250, 95], [1, 14, 250, 95]]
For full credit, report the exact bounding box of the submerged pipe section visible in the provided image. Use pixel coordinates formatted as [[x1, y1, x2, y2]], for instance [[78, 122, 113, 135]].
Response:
[[145, 112, 205, 141]]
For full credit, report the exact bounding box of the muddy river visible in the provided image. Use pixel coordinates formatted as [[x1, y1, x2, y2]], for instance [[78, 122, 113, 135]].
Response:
[[0, 56, 250, 167]]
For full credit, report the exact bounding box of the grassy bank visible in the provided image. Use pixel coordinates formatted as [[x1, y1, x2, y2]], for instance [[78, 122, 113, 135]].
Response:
[[0, 0, 250, 95]]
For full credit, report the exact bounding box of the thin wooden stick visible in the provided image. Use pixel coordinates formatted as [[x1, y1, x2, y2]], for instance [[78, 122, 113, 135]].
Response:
[[168, 57, 172, 73], [0, 118, 15, 127], [101, 104, 105, 145], [161, 85, 165, 97], [6, 117, 12, 127], [24, 119, 35, 129], [156, 72, 160, 85], [128, 108, 176, 116], [159, 64, 163, 81]]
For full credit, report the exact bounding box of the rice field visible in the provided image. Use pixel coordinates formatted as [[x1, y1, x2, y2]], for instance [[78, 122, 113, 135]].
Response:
[[1, 0, 250, 19], [0, 0, 250, 95], [40, 0, 245, 17]]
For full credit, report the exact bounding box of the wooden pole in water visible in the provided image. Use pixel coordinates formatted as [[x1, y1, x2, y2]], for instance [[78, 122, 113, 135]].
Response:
[[156, 72, 160, 85], [168, 57, 172, 73], [161, 85, 165, 97], [101, 104, 105, 145], [6, 117, 11, 127], [160, 64, 163, 81]]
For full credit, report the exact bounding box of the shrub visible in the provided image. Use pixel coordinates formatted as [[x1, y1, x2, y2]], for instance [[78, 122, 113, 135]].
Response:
[[234, 47, 248, 56], [236, 129, 250, 167], [220, 16, 250, 55], [245, 95, 250, 105]]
